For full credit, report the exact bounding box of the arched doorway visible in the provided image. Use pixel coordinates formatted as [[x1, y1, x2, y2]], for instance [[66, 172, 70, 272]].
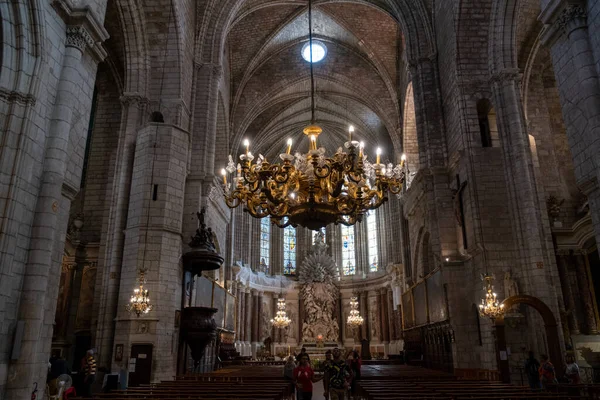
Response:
[[494, 295, 563, 383]]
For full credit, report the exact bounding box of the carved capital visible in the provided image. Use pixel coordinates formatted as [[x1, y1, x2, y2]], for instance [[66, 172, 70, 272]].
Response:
[[195, 62, 224, 80], [66, 25, 94, 51], [61, 261, 77, 273], [120, 93, 149, 108], [407, 52, 438, 71], [490, 68, 522, 86], [558, 4, 587, 33]]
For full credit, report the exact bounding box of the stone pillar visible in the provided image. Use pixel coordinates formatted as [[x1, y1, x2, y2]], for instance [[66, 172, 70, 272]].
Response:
[[272, 296, 279, 344], [94, 93, 148, 370], [491, 70, 559, 311], [251, 289, 258, 358], [5, 20, 106, 398], [387, 288, 396, 342], [575, 251, 597, 334], [257, 291, 264, 344], [244, 288, 252, 346], [409, 55, 457, 260], [360, 292, 369, 340], [182, 63, 223, 284], [556, 252, 580, 334], [542, 4, 600, 251], [380, 289, 390, 358]]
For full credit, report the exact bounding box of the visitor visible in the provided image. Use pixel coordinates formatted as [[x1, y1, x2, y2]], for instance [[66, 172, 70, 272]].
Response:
[[296, 347, 310, 363], [539, 354, 557, 388], [322, 350, 333, 399], [283, 356, 296, 398], [326, 348, 352, 400], [293, 354, 322, 400], [524, 351, 541, 389], [49, 355, 70, 380], [347, 350, 361, 399], [82, 349, 97, 397], [565, 355, 580, 384]]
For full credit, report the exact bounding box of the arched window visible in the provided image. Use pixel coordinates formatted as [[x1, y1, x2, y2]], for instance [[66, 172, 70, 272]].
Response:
[[367, 212, 378, 272], [477, 99, 499, 148], [260, 218, 270, 271], [341, 225, 356, 275], [312, 227, 326, 245], [283, 226, 297, 274]]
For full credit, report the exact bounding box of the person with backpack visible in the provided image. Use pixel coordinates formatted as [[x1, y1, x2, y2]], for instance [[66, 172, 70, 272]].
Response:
[[539, 354, 557, 388], [325, 348, 352, 400], [524, 351, 541, 389]]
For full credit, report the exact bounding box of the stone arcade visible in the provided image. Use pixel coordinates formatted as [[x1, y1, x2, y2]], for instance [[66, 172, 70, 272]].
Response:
[[2, 0, 600, 398]]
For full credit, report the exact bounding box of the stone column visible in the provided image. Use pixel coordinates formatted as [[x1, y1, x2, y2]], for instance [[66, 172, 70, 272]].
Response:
[[257, 291, 264, 344], [272, 296, 279, 344], [380, 289, 390, 358], [575, 251, 597, 334], [244, 288, 252, 347], [549, 5, 600, 248], [387, 288, 396, 342], [409, 55, 457, 260], [556, 252, 580, 334], [491, 70, 559, 311], [360, 292, 369, 341], [94, 93, 148, 370], [251, 289, 259, 358], [5, 21, 106, 398], [182, 62, 224, 283]]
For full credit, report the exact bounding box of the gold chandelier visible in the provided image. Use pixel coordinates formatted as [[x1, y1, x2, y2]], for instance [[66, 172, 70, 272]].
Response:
[[126, 270, 153, 317], [479, 274, 504, 320], [220, 0, 405, 231], [270, 297, 291, 328], [222, 128, 405, 230], [346, 296, 364, 327]]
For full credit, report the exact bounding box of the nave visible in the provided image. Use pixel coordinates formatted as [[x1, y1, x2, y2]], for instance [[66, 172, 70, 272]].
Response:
[[71, 364, 600, 400]]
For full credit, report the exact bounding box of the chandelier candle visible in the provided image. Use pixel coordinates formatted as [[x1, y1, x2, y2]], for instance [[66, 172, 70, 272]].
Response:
[[286, 138, 292, 155]]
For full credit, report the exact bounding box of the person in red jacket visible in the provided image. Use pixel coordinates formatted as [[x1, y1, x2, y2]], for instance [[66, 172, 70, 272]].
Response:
[[293, 354, 322, 400]]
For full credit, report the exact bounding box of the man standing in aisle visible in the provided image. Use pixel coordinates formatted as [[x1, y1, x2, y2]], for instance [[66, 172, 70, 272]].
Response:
[[325, 348, 352, 400]]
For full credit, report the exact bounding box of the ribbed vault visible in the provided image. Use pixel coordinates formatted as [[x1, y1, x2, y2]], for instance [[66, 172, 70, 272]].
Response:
[[223, 0, 406, 161]]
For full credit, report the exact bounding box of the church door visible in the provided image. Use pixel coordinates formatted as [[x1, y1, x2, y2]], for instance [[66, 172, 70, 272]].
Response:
[[128, 344, 153, 387]]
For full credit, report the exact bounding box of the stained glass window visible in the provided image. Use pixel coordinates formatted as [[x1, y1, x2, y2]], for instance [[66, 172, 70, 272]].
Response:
[[312, 227, 326, 245], [260, 218, 270, 272], [367, 211, 378, 272], [341, 225, 356, 275], [283, 226, 297, 274]]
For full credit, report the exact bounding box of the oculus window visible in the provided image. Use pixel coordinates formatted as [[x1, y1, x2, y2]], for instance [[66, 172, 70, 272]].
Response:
[[302, 41, 327, 63]]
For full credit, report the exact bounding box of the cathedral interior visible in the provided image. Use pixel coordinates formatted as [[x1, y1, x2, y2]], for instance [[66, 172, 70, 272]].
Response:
[[2, 0, 600, 398]]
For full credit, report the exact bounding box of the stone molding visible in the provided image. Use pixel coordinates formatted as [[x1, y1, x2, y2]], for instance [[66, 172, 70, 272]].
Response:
[[0, 88, 36, 106], [52, 0, 109, 62]]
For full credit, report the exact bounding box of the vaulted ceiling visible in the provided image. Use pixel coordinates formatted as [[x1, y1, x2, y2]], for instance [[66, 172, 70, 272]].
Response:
[[225, 1, 403, 163]]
